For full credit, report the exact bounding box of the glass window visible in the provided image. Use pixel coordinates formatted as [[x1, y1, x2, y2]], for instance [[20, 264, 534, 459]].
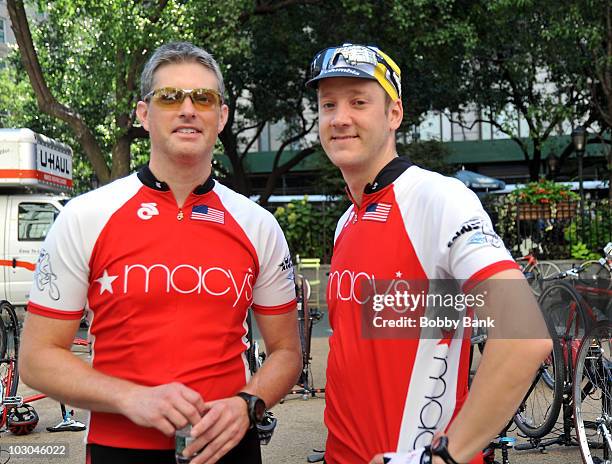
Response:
[[451, 109, 481, 141], [18, 203, 60, 241], [0, 18, 5, 44]]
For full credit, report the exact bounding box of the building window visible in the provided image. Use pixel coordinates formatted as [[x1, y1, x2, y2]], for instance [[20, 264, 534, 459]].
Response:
[[450, 109, 481, 141], [0, 18, 5, 44]]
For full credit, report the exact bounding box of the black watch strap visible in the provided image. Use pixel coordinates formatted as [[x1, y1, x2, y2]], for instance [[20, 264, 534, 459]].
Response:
[[430, 436, 461, 464], [236, 392, 266, 427]]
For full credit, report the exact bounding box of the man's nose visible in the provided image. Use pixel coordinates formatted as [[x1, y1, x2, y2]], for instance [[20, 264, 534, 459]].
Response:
[[331, 102, 351, 126], [179, 95, 197, 118]]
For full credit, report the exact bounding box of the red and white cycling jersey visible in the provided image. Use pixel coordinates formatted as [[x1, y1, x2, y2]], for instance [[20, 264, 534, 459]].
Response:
[[27, 166, 296, 449], [325, 157, 518, 464]]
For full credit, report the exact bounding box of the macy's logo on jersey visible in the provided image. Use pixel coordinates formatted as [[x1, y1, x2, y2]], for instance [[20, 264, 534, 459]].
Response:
[[327, 269, 411, 305], [94, 264, 254, 307]]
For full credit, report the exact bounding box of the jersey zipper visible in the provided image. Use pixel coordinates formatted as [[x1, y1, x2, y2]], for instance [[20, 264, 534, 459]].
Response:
[[177, 209, 184, 221]]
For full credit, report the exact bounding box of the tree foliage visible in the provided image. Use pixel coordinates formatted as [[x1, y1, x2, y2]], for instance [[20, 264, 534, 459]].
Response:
[[3, 0, 610, 198]]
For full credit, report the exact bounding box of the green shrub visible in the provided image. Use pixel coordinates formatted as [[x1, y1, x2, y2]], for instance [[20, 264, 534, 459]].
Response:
[[274, 196, 349, 263]]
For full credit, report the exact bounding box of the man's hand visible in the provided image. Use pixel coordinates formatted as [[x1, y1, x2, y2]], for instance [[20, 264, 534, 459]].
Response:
[[120, 382, 205, 437], [184, 396, 250, 464]]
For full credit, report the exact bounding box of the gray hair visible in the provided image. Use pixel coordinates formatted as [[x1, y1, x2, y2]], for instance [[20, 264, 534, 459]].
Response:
[[140, 41, 225, 100]]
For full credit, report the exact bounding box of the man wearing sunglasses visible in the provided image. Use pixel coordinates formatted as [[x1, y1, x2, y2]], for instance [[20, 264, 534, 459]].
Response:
[[20, 42, 302, 464], [306, 43, 552, 464]]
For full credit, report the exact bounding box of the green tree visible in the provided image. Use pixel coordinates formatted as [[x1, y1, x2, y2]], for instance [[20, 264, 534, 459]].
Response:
[[7, 0, 320, 188], [444, 1, 588, 181]]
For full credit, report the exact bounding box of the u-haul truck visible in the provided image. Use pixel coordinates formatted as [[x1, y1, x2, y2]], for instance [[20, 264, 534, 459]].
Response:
[[0, 128, 73, 306]]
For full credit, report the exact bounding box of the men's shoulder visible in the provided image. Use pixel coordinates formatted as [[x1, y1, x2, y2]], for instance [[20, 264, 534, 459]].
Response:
[[64, 173, 142, 217], [396, 165, 472, 197], [213, 180, 278, 223]]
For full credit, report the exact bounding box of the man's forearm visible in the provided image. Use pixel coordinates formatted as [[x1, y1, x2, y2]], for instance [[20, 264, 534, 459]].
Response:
[[240, 346, 302, 407], [444, 338, 552, 462], [20, 344, 140, 414]]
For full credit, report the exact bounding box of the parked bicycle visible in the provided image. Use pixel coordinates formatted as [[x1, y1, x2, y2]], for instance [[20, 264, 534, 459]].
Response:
[[513, 269, 611, 453], [516, 251, 561, 296], [572, 320, 612, 464], [289, 274, 325, 400], [0, 300, 86, 436], [576, 242, 612, 288]]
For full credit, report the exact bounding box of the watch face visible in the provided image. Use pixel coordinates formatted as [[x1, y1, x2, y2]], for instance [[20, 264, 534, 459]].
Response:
[[253, 398, 266, 422]]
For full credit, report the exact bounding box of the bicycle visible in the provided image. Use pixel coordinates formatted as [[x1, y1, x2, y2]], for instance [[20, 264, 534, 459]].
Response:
[[0, 300, 87, 435], [576, 242, 612, 289], [289, 274, 325, 400], [572, 320, 612, 464], [512, 293, 565, 441], [515, 251, 561, 296], [0, 300, 20, 431], [513, 273, 611, 451]]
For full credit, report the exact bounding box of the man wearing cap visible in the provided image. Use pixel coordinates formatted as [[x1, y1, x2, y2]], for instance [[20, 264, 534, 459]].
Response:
[[306, 43, 552, 464]]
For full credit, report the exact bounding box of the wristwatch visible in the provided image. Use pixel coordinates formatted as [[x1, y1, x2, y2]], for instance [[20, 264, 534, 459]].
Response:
[[236, 392, 266, 427], [430, 436, 461, 464]]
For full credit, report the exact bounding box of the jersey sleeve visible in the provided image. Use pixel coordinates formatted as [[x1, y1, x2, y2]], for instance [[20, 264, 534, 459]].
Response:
[[251, 213, 296, 315], [438, 179, 518, 288], [27, 199, 90, 319]]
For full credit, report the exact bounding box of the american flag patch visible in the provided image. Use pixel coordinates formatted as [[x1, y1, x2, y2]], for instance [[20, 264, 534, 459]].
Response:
[[191, 205, 225, 224], [362, 202, 391, 222]]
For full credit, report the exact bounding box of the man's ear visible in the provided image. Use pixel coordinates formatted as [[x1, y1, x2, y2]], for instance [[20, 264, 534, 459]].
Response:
[[218, 103, 229, 134], [136, 101, 150, 132], [388, 98, 403, 131]]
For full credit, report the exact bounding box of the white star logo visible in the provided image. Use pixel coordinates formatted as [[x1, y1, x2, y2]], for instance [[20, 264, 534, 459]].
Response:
[[396, 271, 403, 278], [95, 269, 118, 294]]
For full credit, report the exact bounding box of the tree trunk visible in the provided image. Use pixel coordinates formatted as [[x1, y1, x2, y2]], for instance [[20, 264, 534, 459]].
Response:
[[258, 147, 315, 206], [219, 128, 250, 195], [110, 134, 132, 180], [529, 142, 542, 181], [606, 145, 612, 201]]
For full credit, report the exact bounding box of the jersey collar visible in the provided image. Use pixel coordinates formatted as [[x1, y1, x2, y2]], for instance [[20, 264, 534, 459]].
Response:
[[137, 164, 215, 195], [363, 156, 413, 195]]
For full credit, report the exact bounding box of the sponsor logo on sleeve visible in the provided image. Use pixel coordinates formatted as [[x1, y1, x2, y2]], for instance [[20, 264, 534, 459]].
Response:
[[279, 255, 295, 280], [447, 217, 502, 248], [34, 249, 60, 300]]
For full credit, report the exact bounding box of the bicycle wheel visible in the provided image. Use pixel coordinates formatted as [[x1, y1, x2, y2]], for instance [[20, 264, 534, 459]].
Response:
[[530, 261, 562, 296], [0, 302, 19, 395], [0, 301, 20, 429], [573, 321, 612, 464], [579, 260, 612, 289], [0, 312, 6, 360], [538, 282, 591, 362], [513, 317, 564, 438], [297, 276, 312, 365]]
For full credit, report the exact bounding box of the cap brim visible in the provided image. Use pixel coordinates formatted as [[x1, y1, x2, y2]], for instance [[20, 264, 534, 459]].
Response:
[[306, 67, 376, 88]]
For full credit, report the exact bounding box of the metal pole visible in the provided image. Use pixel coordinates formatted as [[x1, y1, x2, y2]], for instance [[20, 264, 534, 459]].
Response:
[[578, 151, 585, 222]]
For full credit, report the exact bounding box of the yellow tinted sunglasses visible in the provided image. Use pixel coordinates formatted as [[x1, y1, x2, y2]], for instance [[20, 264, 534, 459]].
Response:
[[144, 87, 223, 109]]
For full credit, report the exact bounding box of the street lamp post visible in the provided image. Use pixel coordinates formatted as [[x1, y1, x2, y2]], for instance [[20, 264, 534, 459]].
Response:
[[571, 125, 587, 221]]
